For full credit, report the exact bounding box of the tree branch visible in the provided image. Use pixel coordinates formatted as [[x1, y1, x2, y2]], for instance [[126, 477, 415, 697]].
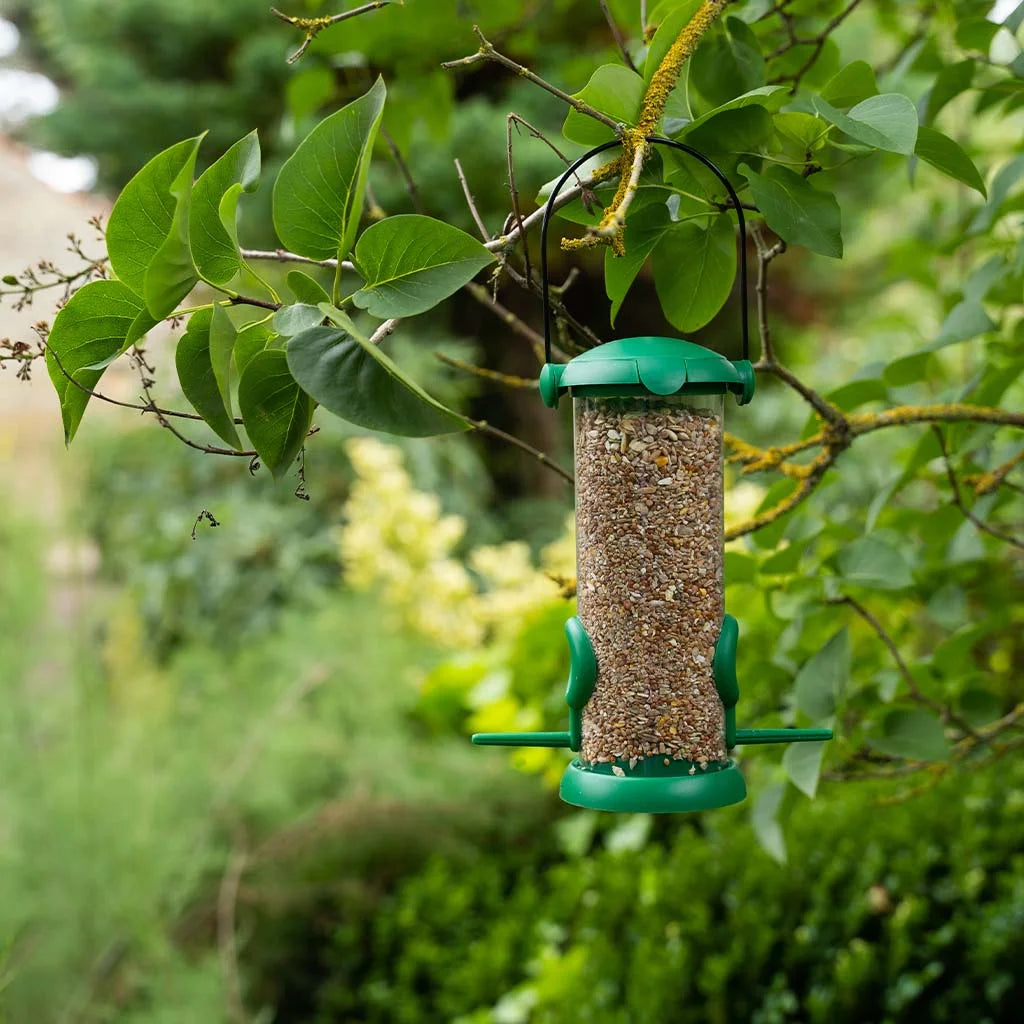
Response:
[[272, 1, 395, 64], [441, 26, 621, 131]]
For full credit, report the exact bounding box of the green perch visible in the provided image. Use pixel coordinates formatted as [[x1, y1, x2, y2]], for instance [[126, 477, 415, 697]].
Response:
[[471, 614, 833, 752]]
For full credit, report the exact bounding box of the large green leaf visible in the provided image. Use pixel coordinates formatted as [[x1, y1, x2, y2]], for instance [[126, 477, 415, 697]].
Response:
[[651, 212, 736, 331], [237, 349, 315, 479], [925, 60, 975, 124], [287, 316, 467, 437], [45, 280, 145, 443], [820, 60, 878, 108], [287, 270, 331, 305], [837, 534, 914, 589], [351, 215, 494, 318], [871, 708, 950, 762], [273, 303, 325, 337], [914, 126, 987, 196], [233, 317, 277, 378], [793, 629, 849, 722], [783, 741, 827, 799], [813, 94, 918, 155], [931, 299, 997, 349], [106, 135, 204, 318], [189, 130, 261, 286], [741, 164, 843, 258], [751, 783, 787, 864], [676, 85, 788, 136], [562, 65, 644, 146], [604, 201, 673, 324], [175, 307, 242, 449], [690, 17, 764, 113], [272, 77, 386, 261]]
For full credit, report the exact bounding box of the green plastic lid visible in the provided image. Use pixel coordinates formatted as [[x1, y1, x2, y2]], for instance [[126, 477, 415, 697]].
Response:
[[539, 337, 754, 409]]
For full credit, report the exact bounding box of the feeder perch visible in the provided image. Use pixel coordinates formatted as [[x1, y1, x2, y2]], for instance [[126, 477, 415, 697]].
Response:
[[473, 138, 832, 813]]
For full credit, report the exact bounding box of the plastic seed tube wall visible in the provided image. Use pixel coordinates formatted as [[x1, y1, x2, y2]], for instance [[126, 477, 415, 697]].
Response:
[[575, 394, 726, 771]]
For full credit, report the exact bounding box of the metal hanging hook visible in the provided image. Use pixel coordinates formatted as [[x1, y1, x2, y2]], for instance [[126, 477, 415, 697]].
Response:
[[538, 135, 750, 365]]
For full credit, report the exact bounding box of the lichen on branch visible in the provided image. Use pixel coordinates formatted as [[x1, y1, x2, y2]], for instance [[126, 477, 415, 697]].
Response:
[[565, 0, 729, 254]]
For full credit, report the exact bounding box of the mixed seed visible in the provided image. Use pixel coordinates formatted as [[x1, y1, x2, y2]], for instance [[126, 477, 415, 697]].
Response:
[[575, 398, 727, 768]]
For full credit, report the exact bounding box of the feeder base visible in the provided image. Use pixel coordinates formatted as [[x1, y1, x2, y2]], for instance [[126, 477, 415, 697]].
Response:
[[559, 758, 746, 814]]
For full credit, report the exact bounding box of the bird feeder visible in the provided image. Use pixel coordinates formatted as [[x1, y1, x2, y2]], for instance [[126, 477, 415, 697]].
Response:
[[473, 137, 831, 813]]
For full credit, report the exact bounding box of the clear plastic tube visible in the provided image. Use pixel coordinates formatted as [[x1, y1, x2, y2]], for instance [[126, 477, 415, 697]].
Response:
[[573, 393, 726, 767]]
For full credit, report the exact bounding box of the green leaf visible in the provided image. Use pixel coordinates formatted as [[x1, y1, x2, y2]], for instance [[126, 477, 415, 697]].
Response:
[[287, 269, 331, 305], [814, 94, 918, 155], [871, 708, 950, 762], [773, 112, 827, 151], [685, 105, 774, 157], [740, 164, 843, 258], [651, 212, 736, 331], [189, 130, 261, 287], [209, 303, 238, 423], [234, 317, 277, 378], [820, 60, 878, 108], [751, 783, 787, 864], [837, 534, 914, 590], [106, 134, 204, 318], [783, 741, 827, 799], [914, 126, 987, 196], [605, 201, 673, 324], [690, 17, 764, 113], [45, 280, 145, 443], [955, 17, 1000, 52], [676, 85, 788, 136], [793, 629, 849, 721], [272, 77, 386, 261], [287, 317, 467, 437], [931, 299, 996, 350], [884, 352, 933, 387], [175, 307, 242, 449], [959, 689, 1003, 729], [925, 60, 975, 124], [351, 215, 494, 318], [562, 64, 644, 146], [273, 303, 325, 337], [237, 349, 315, 479]]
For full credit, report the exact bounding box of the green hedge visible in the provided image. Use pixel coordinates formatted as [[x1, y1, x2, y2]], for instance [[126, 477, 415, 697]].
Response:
[[253, 759, 1024, 1024]]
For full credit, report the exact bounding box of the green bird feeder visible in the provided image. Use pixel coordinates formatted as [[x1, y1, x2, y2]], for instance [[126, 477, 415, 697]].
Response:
[[472, 137, 831, 813]]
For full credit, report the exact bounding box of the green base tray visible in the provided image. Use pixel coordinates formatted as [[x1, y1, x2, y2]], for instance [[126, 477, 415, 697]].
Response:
[[559, 758, 747, 813]]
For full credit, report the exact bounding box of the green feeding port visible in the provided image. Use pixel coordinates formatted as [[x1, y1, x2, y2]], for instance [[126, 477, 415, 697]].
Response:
[[473, 615, 833, 814]]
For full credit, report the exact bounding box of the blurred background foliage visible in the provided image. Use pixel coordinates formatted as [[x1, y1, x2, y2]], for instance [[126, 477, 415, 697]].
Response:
[[1, 0, 1023, 1021]]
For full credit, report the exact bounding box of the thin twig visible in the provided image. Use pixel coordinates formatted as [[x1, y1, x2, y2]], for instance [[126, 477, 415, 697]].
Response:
[[454, 158, 491, 241], [830, 594, 980, 740], [381, 127, 425, 213], [369, 318, 400, 346], [970, 449, 1024, 495], [751, 223, 785, 364], [502, 260, 603, 350], [272, 1, 394, 63], [506, 115, 532, 281], [441, 26, 621, 131], [769, 0, 866, 91], [435, 352, 537, 389], [933, 428, 1024, 550], [464, 281, 561, 363], [217, 830, 249, 1024], [464, 416, 573, 484], [241, 248, 344, 269], [600, 0, 639, 72]]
